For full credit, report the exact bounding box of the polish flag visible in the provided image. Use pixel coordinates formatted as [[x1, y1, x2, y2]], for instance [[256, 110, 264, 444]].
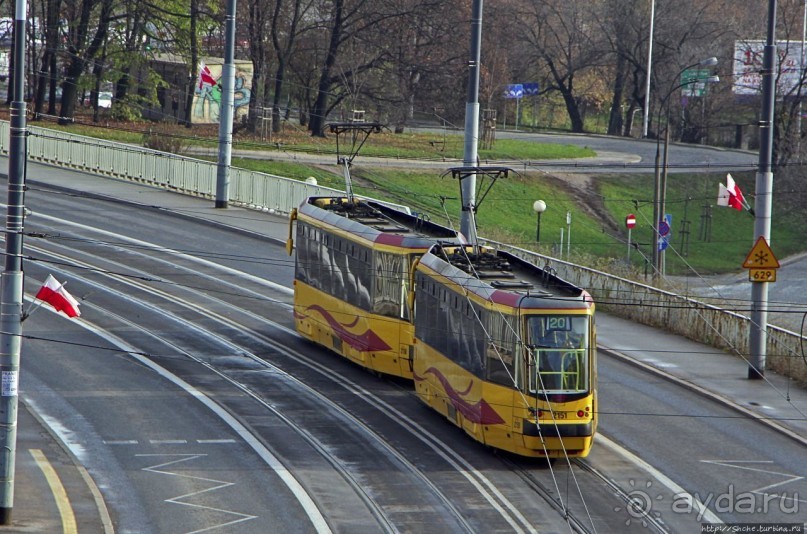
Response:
[[198, 62, 217, 89], [35, 275, 81, 317], [717, 174, 746, 211]]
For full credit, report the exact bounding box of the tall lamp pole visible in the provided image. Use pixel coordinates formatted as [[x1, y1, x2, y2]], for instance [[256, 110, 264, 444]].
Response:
[[214, 0, 236, 208], [460, 0, 483, 247], [652, 59, 719, 276], [0, 0, 29, 523], [749, 0, 777, 379], [642, 0, 656, 138]]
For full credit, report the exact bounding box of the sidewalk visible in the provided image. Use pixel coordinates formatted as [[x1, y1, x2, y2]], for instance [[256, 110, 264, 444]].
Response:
[[2, 159, 805, 531]]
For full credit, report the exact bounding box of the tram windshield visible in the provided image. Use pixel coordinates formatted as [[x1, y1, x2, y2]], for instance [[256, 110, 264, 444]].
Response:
[[525, 315, 589, 394]]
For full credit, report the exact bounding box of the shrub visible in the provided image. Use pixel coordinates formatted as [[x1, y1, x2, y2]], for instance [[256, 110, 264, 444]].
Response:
[[142, 124, 188, 154]]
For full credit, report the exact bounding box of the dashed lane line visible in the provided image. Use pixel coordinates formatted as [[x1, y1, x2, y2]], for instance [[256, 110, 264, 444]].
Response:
[[103, 439, 238, 445]]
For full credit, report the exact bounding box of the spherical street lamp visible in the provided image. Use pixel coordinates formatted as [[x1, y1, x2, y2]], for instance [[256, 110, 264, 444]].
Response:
[[532, 200, 547, 242]]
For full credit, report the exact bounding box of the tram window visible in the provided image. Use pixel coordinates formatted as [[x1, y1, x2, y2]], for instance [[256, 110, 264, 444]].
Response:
[[485, 313, 516, 386], [528, 315, 586, 349], [526, 315, 589, 393], [353, 243, 372, 310], [415, 274, 441, 348], [372, 251, 405, 318]]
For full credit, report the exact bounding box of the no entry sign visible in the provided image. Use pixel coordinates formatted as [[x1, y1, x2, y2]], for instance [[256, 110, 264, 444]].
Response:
[[625, 214, 636, 229]]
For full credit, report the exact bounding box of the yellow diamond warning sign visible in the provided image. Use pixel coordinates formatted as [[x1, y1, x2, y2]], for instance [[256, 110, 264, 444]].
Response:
[[742, 236, 779, 269]]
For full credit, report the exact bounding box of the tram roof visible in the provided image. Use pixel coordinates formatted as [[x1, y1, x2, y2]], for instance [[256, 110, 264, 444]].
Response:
[[298, 196, 459, 249], [418, 245, 593, 310]]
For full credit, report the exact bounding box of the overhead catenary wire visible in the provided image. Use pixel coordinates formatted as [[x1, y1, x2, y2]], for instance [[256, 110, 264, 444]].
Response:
[[435, 199, 598, 533]]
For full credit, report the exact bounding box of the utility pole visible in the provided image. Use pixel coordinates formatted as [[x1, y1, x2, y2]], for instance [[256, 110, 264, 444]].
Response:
[[642, 0, 655, 138], [215, 0, 236, 208], [0, 0, 29, 523], [460, 0, 483, 246], [749, 0, 777, 379]]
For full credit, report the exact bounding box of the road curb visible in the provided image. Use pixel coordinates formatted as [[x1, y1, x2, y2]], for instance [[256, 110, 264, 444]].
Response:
[[599, 345, 807, 448], [25, 175, 288, 247], [21, 398, 115, 534]]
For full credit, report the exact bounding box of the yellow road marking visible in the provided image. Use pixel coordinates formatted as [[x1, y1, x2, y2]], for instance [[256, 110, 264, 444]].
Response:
[[30, 449, 78, 534]]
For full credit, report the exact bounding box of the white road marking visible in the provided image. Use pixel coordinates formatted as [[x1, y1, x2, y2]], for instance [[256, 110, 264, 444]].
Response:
[[598, 433, 723, 524], [701, 460, 806, 504], [69, 321, 332, 534], [137, 453, 256, 534]]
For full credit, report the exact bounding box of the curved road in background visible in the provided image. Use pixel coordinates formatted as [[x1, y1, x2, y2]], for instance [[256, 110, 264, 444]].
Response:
[[478, 130, 757, 174], [217, 127, 759, 176], [404, 126, 759, 173]]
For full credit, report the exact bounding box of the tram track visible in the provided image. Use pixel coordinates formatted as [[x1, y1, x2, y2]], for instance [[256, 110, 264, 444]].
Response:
[[24, 241, 447, 531], [23, 221, 543, 531], [501, 456, 672, 534], [21, 208, 703, 532], [571, 459, 669, 533], [504, 458, 592, 533]]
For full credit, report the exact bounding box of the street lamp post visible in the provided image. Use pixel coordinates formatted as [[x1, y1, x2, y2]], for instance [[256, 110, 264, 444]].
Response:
[[642, 0, 656, 138], [652, 58, 719, 277], [533, 200, 546, 242]]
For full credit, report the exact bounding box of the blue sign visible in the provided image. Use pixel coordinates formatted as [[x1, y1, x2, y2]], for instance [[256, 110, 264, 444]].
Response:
[[658, 214, 672, 236], [504, 84, 524, 99], [658, 214, 672, 250], [523, 82, 540, 96]]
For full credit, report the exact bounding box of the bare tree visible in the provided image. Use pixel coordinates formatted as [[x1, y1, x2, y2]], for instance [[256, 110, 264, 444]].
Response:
[[244, 0, 271, 133], [58, 0, 116, 123], [513, 0, 609, 133], [306, 0, 406, 137], [33, 0, 62, 118], [373, 0, 460, 132], [269, 0, 316, 134]]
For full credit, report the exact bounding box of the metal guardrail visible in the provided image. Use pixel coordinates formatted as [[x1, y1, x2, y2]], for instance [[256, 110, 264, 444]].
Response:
[[1, 121, 803, 382], [2, 121, 409, 215], [479, 238, 806, 384]]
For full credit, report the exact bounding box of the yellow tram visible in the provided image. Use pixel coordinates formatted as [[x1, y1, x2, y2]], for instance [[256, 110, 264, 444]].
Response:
[[288, 191, 597, 458], [412, 244, 597, 458], [288, 196, 457, 378]]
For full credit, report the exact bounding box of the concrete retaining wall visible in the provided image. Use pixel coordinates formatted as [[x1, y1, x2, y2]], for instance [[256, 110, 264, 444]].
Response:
[[483, 239, 807, 385]]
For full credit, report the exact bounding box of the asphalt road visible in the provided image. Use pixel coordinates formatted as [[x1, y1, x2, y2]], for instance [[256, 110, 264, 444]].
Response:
[[14, 174, 804, 532], [412, 127, 759, 174], [597, 354, 805, 526]]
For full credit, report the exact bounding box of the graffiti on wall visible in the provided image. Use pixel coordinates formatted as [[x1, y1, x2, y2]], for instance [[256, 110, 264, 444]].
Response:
[[194, 61, 252, 124]]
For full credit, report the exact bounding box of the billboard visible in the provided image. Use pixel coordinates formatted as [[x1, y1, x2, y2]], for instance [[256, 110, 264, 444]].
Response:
[[733, 40, 806, 95]]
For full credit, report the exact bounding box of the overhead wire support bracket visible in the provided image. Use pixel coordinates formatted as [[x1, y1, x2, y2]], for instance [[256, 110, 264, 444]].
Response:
[[327, 122, 383, 206], [444, 166, 513, 212], [327, 122, 383, 166]]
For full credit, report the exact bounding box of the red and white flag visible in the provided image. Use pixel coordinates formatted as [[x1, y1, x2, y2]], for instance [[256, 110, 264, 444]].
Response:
[[35, 275, 81, 318], [717, 173, 747, 211], [198, 62, 217, 89]]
